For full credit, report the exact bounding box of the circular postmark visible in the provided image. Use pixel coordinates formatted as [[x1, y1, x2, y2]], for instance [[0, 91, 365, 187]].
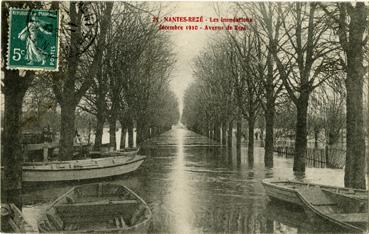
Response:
[[61, 2, 98, 55]]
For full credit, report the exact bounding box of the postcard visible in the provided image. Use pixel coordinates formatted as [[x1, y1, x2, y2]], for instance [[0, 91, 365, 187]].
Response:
[[1, 1, 368, 233]]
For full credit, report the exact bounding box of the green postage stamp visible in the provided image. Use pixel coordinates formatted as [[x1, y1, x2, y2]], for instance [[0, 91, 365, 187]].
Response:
[[7, 8, 59, 71]]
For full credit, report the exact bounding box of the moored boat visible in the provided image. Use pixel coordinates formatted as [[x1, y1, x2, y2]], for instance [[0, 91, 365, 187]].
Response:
[[22, 154, 146, 182], [1, 203, 34, 232], [38, 183, 152, 233], [297, 187, 367, 233], [262, 179, 367, 207]]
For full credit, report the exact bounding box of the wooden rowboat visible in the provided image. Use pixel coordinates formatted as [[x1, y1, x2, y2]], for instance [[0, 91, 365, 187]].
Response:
[[262, 179, 367, 207], [297, 187, 367, 233], [22, 154, 146, 182], [38, 183, 152, 233], [1, 203, 34, 232]]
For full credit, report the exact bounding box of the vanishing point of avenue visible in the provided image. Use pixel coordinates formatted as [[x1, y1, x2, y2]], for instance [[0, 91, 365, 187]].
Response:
[[1, 1, 368, 233]]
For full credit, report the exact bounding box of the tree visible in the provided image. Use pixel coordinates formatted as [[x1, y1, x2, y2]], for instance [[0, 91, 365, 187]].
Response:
[[265, 3, 339, 172], [22, 76, 58, 131], [226, 30, 263, 162], [1, 1, 43, 208], [186, 41, 236, 142], [79, 3, 144, 150], [309, 77, 346, 148], [52, 2, 113, 159], [321, 2, 368, 188], [247, 3, 284, 167]]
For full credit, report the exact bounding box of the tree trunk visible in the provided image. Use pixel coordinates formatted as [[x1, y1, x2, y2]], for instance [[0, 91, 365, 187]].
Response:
[[236, 118, 242, 150], [314, 128, 319, 148], [343, 3, 366, 189], [210, 124, 214, 139], [264, 105, 275, 168], [367, 57, 369, 192], [2, 71, 31, 208], [236, 145, 241, 163], [1, 2, 35, 208], [264, 40, 276, 168], [228, 120, 233, 147], [93, 62, 106, 151], [293, 95, 309, 172], [227, 144, 233, 160], [247, 117, 255, 163], [60, 101, 76, 160], [119, 116, 128, 149], [344, 54, 366, 188], [58, 2, 81, 161], [93, 113, 104, 151], [87, 121, 91, 144], [136, 123, 144, 145], [109, 117, 116, 150], [221, 122, 227, 145], [121, 128, 127, 149], [214, 123, 220, 141], [119, 120, 127, 149], [128, 120, 134, 148]]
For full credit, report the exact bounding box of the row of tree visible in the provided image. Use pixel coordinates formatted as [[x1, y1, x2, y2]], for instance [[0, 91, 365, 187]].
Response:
[[182, 2, 368, 189], [1, 2, 179, 207]]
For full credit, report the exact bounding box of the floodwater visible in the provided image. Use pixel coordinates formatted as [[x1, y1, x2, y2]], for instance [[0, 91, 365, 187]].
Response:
[[22, 128, 346, 233]]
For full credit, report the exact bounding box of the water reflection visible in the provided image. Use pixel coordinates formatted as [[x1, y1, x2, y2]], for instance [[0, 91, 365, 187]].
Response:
[[167, 129, 193, 233], [22, 128, 345, 233], [263, 201, 311, 233]]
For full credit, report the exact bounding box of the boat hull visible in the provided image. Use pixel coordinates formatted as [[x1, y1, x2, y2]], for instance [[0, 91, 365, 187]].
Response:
[[262, 180, 303, 206], [301, 203, 363, 233], [262, 179, 367, 208], [38, 183, 152, 233], [297, 188, 366, 233], [263, 179, 367, 232], [23, 155, 145, 182]]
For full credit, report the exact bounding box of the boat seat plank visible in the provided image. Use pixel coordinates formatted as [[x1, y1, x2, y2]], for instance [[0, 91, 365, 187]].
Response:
[[114, 217, 120, 228], [113, 216, 128, 228], [46, 213, 64, 230], [341, 194, 368, 200], [120, 216, 127, 228], [297, 187, 336, 206], [38, 222, 50, 232], [65, 223, 79, 231], [59, 199, 138, 206], [329, 213, 368, 223], [8, 219, 21, 233], [56, 200, 138, 219]]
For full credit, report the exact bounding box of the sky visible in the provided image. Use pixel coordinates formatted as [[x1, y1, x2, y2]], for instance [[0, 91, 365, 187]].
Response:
[[165, 2, 226, 115]]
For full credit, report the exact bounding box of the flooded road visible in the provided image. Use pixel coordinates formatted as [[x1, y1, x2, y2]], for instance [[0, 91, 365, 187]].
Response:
[[23, 128, 345, 233]]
